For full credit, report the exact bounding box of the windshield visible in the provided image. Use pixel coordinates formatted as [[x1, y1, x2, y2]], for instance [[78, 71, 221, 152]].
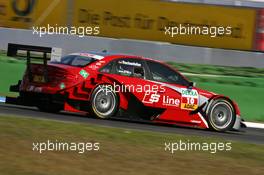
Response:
[[147, 61, 190, 86], [50, 55, 96, 67]]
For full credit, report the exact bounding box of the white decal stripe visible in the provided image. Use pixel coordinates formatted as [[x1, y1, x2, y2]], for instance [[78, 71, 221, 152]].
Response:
[[191, 120, 201, 124], [198, 112, 209, 128], [199, 95, 209, 106]]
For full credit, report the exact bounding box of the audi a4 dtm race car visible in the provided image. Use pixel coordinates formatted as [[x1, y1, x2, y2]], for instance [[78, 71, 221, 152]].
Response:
[[7, 50, 244, 132]]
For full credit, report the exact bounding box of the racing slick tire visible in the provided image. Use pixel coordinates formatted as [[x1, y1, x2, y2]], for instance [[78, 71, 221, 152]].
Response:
[[90, 85, 119, 119], [207, 98, 236, 132]]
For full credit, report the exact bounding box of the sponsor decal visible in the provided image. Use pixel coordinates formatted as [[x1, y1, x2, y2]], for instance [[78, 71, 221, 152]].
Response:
[[181, 88, 198, 97], [142, 91, 160, 104], [33, 75, 45, 83], [142, 92, 180, 107], [149, 94, 160, 103], [117, 69, 132, 76], [162, 95, 180, 107], [181, 88, 199, 110], [88, 65, 99, 70], [79, 69, 89, 79], [118, 60, 141, 67], [60, 82, 66, 89]]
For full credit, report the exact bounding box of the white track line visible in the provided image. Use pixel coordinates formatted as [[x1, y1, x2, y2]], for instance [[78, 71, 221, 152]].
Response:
[[182, 72, 251, 79], [244, 122, 264, 129], [0, 96, 6, 103]]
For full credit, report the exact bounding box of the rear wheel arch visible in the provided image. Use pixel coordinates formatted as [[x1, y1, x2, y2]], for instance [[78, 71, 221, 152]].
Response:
[[89, 83, 119, 119], [90, 76, 130, 109]]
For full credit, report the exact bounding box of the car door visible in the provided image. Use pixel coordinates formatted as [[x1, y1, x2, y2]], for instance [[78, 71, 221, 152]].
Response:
[[107, 58, 159, 108], [145, 60, 200, 122]]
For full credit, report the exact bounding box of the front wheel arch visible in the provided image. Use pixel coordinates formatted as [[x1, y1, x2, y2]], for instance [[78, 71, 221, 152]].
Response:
[[205, 97, 236, 132]]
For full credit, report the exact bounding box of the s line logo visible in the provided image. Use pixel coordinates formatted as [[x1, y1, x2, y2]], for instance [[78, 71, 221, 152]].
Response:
[[142, 91, 160, 104], [149, 94, 160, 103], [162, 96, 180, 107]]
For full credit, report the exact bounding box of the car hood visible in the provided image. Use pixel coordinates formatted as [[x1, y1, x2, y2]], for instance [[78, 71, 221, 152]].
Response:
[[195, 87, 216, 99]]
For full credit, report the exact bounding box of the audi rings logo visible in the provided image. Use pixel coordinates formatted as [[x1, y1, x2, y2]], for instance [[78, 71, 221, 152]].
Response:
[[12, 0, 35, 16]]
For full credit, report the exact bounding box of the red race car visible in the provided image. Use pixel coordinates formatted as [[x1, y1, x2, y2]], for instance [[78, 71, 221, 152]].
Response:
[[8, 50, 243, 132]]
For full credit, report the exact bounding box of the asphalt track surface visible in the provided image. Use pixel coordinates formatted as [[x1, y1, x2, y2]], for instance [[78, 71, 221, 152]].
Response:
[[0, 103, 263, 144]]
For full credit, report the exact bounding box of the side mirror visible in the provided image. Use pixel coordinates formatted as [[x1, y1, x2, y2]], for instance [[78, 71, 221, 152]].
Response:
[[188, 82, 196, 89]]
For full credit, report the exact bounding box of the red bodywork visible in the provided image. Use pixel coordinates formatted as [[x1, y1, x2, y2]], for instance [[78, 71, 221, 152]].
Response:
[[16, 52, 241, 130]]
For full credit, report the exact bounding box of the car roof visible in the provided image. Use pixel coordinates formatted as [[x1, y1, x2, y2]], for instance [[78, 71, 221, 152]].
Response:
[[69, 51, 162, 63], [71, 51, 132, 57]]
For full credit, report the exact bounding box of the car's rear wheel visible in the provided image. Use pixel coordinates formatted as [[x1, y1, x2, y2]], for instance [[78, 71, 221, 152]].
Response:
[[90, 85, 118, 119], [207, 99, 236, 132]]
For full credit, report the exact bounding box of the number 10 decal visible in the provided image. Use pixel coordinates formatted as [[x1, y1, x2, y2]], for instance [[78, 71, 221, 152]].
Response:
[[187, 97, 195, 105], [181, 88, 199, 110]]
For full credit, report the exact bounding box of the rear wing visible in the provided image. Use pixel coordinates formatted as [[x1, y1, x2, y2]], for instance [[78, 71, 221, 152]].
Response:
[[7, 43, 62, 83], [5, 44, 61, 105]]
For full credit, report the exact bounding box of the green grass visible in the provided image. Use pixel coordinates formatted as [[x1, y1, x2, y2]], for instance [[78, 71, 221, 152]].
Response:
[[0, 115, 263, 175], [0, 54, 26, 97], [168, 61, 264, 78]]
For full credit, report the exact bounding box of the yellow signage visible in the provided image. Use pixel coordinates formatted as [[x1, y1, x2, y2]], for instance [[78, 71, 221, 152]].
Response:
[[0, 0, 67, 29], [0, 0, 257, 50]]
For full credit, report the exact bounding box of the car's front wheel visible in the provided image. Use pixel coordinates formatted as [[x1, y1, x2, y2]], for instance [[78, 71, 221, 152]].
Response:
[[90, 85, 119, 119], [207, 99, 236, 132]]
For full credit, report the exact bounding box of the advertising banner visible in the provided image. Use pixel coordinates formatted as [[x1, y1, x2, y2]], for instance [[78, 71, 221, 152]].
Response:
[[0, 0, 257, 50]]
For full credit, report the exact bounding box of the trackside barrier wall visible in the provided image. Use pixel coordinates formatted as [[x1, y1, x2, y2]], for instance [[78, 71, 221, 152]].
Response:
[[0, 28, 264, 68]]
